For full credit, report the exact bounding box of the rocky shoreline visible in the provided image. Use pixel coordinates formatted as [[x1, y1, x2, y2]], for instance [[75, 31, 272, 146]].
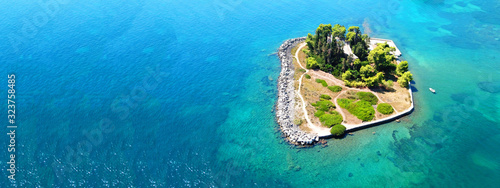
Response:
[[276, 37, 319, 145]]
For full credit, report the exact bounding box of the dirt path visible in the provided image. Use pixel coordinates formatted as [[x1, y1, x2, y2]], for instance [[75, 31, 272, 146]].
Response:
[[294, 42, 401, 134], [294, 43, 331, 135]]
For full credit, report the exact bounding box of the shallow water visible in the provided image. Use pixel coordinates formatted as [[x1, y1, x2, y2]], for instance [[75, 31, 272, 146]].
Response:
[[0, 0, 499, 187]]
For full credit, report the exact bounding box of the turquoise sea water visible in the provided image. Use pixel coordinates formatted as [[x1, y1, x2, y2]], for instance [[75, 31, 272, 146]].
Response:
[[1, 0, 499, 187]]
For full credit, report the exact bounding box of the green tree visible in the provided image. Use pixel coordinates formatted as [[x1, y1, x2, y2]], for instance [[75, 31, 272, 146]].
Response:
[[396, 61, 409, 76], [342, 70, 353, 81], [332, 24, 346, 39], [306, 23, 345, 70], [346, 32, 357, 43], [363, 72, 384, 87], [353, 59, 369, 70], [348, 26, 360, 32], [368, 43, 396, 73], [306, 57, 319, 69], [360, 65, 376, 78], [352, 42, 369, 60], [397, 71, 413, 88], [313, 24, 332, 55], [306, 33, 315, 52]]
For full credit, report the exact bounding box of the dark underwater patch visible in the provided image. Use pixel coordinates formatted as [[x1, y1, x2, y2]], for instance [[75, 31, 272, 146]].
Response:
[[478, 81, 500, 93]]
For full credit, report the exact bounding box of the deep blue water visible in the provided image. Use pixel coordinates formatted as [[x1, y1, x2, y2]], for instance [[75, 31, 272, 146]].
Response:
[[0, 0, 499, 187]]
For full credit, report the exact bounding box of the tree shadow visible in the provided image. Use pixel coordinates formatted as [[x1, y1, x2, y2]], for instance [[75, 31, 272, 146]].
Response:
[[410, 85, 419, 92], [369, 86, 396, 94], [410, 80, 418, 92]]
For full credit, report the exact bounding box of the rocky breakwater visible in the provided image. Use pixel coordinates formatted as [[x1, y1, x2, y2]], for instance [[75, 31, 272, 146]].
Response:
[[276, 37, 319, 145]]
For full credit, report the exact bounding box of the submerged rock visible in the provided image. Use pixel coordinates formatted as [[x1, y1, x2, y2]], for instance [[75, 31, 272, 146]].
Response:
[[478, 81, 500, 93]]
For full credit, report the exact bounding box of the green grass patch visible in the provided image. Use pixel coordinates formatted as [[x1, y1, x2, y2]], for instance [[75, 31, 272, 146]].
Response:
[[320, 94, 331, 100], [304, 74, 311, 79], [298, 68, 306, 73], [314, 110, 325, 117], [347, 100, 375, 121], [377, 103, 394, 115], [327, 85, 342, 92], [330, 124, 346, 137], [337, 99, 375, 121], [319, 113, 343, 127], [315, 79, 328, 87], [356, 92, 378, 105], [311, 100, 335, 111], [337, 98, 353, 109]]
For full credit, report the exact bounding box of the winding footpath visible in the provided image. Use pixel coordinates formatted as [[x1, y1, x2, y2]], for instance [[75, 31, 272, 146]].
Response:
[[294, 43, 329, 135], [293, 42, 412, 135]]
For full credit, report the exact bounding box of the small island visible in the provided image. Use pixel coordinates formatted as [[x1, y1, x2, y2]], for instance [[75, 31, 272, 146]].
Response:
[[276, 24, 414, 145]]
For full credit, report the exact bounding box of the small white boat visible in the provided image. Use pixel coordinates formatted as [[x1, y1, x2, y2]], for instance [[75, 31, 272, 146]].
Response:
[[429, 88, 436, 93]]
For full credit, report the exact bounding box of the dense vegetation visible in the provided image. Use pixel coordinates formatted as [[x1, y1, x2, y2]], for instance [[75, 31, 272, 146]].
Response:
[[328, 85, 342, 92], [312, 95, 343, 128], [305, 24, 345, 73], [377, 103, 394, 115], [304, 24, 413, 88], [397, 71, 413, 88], [305, 74, 311, 79], [330, 124, 346, 137]]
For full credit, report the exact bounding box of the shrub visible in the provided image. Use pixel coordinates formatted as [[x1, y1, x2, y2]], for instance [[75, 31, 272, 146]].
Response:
[[320, 94, 332, 100], [315, 79, 328, 87], [330, 124, 346, 137], [377, 103, 394, 115], [298, 68, 306, 73], [347, 100, 375, 121], [356, 92, 378, 105], [312, 100, 335, 111], [337, 98, 353, 109], [319, 114, 343, 127], [314, 110, 325, 117], [305, 74, 311, 79], [328, 86, 342, 92]]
